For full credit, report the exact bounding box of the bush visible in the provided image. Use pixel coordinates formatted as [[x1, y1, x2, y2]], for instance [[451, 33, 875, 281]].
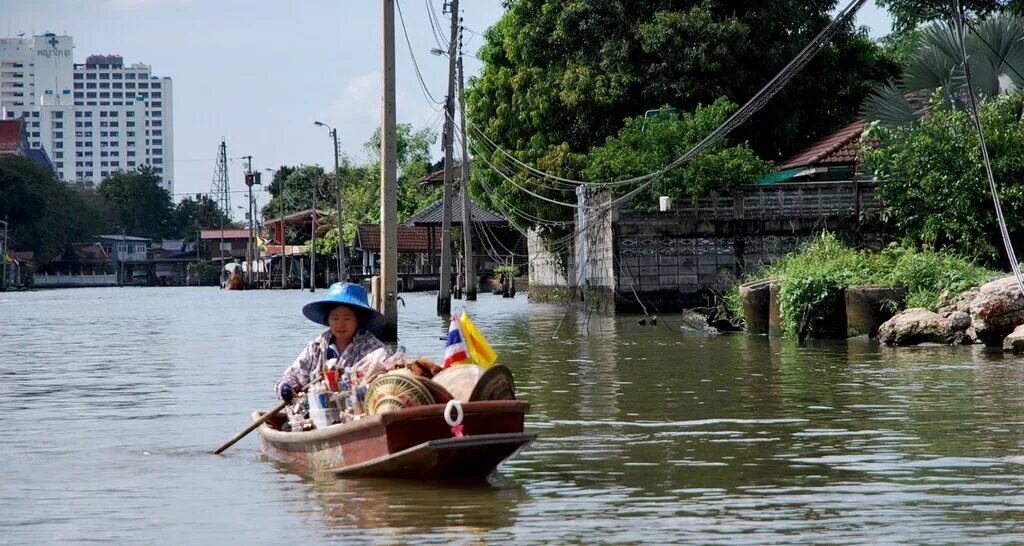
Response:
[[730, 233, 1000, 338]]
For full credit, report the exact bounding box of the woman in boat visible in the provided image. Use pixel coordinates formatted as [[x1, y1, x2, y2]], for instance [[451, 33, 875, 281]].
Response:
[[276, 282, 388, 403]]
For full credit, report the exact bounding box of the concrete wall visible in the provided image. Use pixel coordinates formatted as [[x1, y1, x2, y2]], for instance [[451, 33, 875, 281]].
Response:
[[528, 181, 883, 313]]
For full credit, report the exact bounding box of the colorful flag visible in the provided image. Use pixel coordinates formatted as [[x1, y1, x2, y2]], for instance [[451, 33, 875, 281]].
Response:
[[443, 314, 470, 368], [256, 235, 268, 253], [460, 311, 498, 368]]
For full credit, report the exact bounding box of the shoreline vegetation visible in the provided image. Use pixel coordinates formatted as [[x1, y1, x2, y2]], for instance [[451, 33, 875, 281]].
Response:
[[726, 233, 1001, 339]]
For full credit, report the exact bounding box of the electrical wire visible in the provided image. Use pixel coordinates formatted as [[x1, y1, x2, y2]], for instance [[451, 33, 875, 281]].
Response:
[[954, 1, 1024, 297], [463, 0, 870, 194]]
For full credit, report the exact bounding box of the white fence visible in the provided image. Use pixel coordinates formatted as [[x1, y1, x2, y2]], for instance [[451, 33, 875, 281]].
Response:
[[34, 274, 118, 287]]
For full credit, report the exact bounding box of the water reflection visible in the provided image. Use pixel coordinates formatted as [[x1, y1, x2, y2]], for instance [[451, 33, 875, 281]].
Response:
[[3, 288, 1024, 543]]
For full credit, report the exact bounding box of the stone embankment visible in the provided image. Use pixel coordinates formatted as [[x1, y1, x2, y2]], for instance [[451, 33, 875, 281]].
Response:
[[879, 275, 1024, 352]]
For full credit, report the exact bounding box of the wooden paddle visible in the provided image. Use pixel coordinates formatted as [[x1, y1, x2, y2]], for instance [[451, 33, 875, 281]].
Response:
[[213, 385, 308, 455]]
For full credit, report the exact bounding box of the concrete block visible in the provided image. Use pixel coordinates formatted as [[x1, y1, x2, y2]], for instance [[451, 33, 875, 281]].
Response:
[[639, 256, 658, 267], [680, 275, 698, 285], [697, 255, 718, 266], [679, 256, 697, 266], [640, 266, 659, 276], [640, 275, 660, 287], [659, 255, 678, 266], [698, 264, 718, 275]]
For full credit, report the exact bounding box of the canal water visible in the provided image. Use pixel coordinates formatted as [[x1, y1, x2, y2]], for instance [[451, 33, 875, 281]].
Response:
[[1, 287, 1023, 544]]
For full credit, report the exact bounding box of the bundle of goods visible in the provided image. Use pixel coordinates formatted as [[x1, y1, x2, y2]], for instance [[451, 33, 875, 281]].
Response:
[[285, 312, 515, 431]]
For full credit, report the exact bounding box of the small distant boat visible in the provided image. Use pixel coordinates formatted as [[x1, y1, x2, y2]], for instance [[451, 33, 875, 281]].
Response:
[[254, 400, 534, 479]]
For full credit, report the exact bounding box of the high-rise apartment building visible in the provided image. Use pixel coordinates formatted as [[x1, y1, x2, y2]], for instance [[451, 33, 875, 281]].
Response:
[[0, 33, 174, 194]]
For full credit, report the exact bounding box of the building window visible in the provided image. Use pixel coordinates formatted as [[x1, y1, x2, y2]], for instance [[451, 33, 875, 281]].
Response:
[[127, 122, 135, 128], [53, 122, 63, 129], [112, 73, 122, 80], [151, 101, 161, 107], [31, 131, 39, 137], [99, 82, 109, 89], [152, 92, 161, 98], [86, 92, 96, 98], [54, 111, 63, 119], [31, 122, 39, 128], [127, 131, 135, 137], [113, 82, 122, 89], [151, 111, 161, 118], [153, 158, 163, 164], [99, 92, 110, 98], [55, 162, 62, 168], [138, 82, 149, 89], [74, 73, 83, 80], [152, 130, 162, 136], [126, 112, 135, 118], [74, 82, 84, 89], [127, 161, 135, 167], [86, 82, 97, 89], [99, 73, 109, 79], [126, 73, 136, 80], [127, 151, 136, 157], [111, 131, 119, 137], [113, 92, 123, 98], [110, 121, 119, 127], [100, 121, 108, 127], [152, 139, 162, 145], [55, 152, 63, 159], [86, 73, 96, 80], [54, 142, 63, 149], [101, 131, 109, 137], [125, 82, 135, 89], [109, 111, 118, 117]]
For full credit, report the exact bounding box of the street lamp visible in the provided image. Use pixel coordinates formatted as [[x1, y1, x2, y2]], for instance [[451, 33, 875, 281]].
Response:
[[314, 120, 345, 283]]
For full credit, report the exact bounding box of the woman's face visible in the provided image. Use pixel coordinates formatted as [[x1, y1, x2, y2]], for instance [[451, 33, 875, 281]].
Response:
[[328, 305, 359, 344]]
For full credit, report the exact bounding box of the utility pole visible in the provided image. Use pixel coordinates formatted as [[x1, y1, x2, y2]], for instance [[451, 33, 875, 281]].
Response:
[[457, 41, 476, 301], [380, 0, 399, 341], [1, 218, 8, 292], [310, 174, 318, 293], [270, 168, 288, 290], [437, 0, 459, 316], [243, 155, 255, 288]]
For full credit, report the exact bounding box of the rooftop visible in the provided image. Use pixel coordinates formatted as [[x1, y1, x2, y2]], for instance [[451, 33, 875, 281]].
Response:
[[405, 192, 507, 226], [0, 119, 24, 153], [355, 225, 443, 253]]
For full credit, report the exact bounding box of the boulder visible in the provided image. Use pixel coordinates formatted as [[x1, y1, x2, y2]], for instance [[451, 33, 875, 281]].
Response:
[[877, 307, 971, 346], [937, 287, 980, 317], [968, 276, 1024, 347], [1004, 325, 1024, 354]]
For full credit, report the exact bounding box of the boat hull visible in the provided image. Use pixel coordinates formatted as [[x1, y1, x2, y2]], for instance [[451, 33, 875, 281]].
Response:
[[255, 400, 533, 479]]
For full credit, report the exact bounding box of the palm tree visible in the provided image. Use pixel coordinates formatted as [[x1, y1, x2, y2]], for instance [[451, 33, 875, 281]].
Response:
[[862, 13, 1024, 127]]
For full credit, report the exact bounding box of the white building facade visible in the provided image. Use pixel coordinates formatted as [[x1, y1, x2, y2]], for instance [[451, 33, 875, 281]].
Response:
[[0, 33, 173, 194]]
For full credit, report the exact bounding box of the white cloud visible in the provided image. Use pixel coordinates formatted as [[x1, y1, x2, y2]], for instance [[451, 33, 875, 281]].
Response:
[[325, 71, 382, 127]]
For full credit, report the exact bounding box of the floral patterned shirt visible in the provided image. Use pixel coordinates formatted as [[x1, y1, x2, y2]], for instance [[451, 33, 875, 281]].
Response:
[[275, 329, 387, 397]]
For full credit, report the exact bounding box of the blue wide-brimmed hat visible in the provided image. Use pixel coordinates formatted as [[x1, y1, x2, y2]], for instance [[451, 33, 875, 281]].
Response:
[[302, 282, 386, 335]]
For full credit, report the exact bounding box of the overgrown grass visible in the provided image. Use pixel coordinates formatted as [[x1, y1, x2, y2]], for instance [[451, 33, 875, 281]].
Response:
[[727, 233, 1001, 338]]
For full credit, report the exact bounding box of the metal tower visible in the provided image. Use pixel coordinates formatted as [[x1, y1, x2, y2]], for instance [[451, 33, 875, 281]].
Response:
[[211, 139, 230, 218]]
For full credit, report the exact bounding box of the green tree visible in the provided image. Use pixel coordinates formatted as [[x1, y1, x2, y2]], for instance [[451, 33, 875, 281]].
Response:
[[98, 166, 174, 239], [0, 157, 111, 258], [862, 14, 1024, 127], [584, 100, 772, 209], [864, 93, 1024, 264], [467, 0, 897, 226], [877, 0, 1023, 33], [173, 194, 233, 242]]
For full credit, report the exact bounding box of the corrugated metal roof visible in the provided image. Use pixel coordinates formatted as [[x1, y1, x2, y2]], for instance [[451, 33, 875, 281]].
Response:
[[200, 229, 253, 240], [405, 192, 507, 226], [355, 225, 442, 253]]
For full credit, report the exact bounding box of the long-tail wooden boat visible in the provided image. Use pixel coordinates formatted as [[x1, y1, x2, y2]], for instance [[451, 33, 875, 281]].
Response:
[[255, 400, 535, 479]]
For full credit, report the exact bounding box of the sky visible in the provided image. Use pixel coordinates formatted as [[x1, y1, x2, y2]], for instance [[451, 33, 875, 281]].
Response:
[[1, 1, 893, 218]]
